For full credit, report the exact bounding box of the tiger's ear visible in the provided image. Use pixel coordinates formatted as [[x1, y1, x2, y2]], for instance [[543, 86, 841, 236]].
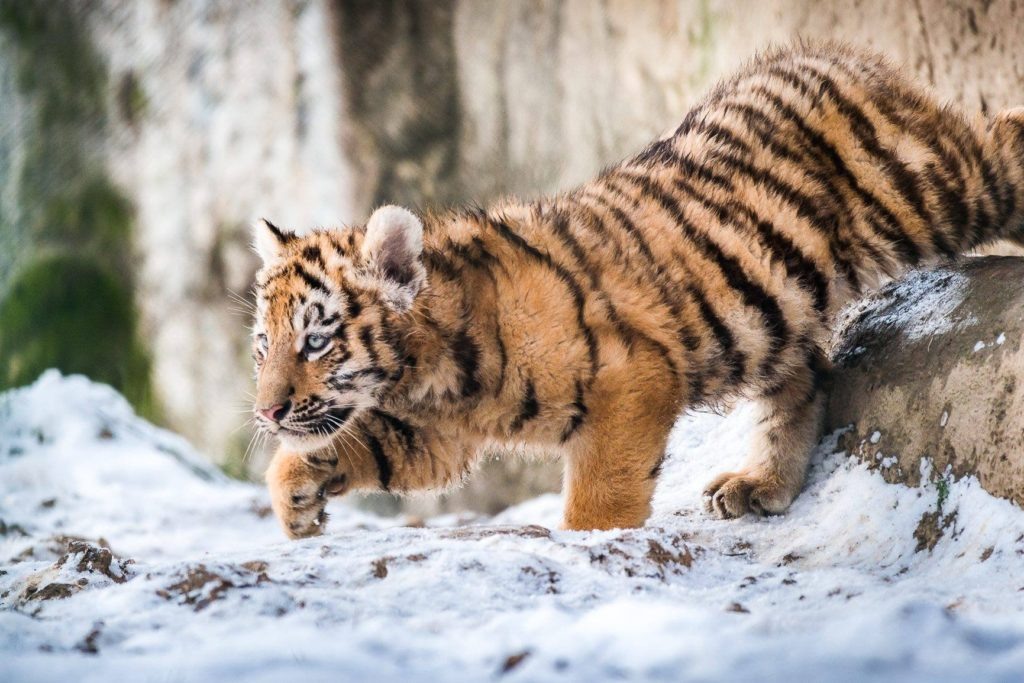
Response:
[[361, 205, 425, 311], [253, 218, 294, 266]]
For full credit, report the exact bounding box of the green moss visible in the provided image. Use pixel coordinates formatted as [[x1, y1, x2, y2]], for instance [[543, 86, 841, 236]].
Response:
[[37, 174, 134, 265], [0, 1, 159, 421], [116, 71, 148, 125], [0, 253, 158, 420], [936, 475, 951, 511]]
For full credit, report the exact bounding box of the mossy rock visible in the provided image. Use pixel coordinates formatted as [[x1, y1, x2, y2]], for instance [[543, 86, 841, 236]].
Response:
[[0, 253, 158, 419]]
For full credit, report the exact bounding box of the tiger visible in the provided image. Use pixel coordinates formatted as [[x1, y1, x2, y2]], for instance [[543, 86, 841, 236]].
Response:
[[252, 41, 1024, 539]]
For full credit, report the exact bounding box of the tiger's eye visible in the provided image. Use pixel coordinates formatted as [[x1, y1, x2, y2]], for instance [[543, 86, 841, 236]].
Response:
[[304, 334, 328, 354]]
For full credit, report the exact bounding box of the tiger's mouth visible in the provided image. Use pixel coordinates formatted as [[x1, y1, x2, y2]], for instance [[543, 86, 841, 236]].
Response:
[[266, 405, 356, 444]]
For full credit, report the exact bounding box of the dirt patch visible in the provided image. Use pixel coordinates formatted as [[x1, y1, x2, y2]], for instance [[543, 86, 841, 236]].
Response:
[[914, 510, 958, 552], [58, 541, 130, 584], [501, 650, 531, 674], [589, 533, 699, 581], [440, 524, 552, 541], [14, 540, 134, 608], [75, 622, 104, 654], [157, 561, 271, 611], [9, 534, 113, 565], [520, 564, 560, 594], [22, 582, 77, 602], [647, 539, 694, 574], [372, 558, 389, 579], [0, 519, 29, 537]]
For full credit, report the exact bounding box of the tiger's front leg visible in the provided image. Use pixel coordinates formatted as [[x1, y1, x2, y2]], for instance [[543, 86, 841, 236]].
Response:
[[562, 374, 680, 531], [266, 447, 349, 539], [266, 411, 474, 538]]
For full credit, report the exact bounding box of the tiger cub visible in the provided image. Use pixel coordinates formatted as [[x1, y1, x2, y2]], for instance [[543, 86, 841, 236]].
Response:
[[253, 42, 1024, 538]]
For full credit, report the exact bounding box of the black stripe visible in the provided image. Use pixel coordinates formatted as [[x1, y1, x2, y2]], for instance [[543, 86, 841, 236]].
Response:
[[293, 263, 329, 293], [583, 190, 660, 267], [319, 406, 354, 434], [631, 141, 734, 191], [634, 137, 680, 167], [756, 68, 927, 263], [359, 325, 379, 364], [755, 220, 830, 315], [447, 237, 499, 279], [488, 217, 600, 378], [649, 456, 665, 479], [549, 208, 599, 288], [579, 191, 702, 353], [677, 116, 753, 155], [560, 380, 589, 443], [978, 157, 1006, 245], [670, 173, 831, 315], [494, 330, 508, 395], [366, 434, 392, 491], [451, 329, 482, 397], [622, 173, 789, 377], [687, 284, 746, 387], [510, 379, 541, 432], [341, 282, 362, 319], [349, 367, 387, 383], [304, 301, 325, 327], [423, 251, 462, 281], [734, 85, 920, 270], [301, 245, 325, 268], [924, 163, 969, 252], [372, 409, 416, 452]]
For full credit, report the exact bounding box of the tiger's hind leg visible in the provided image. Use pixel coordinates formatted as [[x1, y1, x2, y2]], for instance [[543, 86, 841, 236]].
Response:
[[704, 349, 828, 519]]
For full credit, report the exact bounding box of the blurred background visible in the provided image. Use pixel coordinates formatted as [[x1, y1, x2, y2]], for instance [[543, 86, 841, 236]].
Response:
[[2, 0, 1022, 514]]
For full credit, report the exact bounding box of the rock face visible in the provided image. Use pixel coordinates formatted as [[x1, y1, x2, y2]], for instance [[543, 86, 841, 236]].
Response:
[[827, 257, 1024, 505], [94, 0, 356, 462]]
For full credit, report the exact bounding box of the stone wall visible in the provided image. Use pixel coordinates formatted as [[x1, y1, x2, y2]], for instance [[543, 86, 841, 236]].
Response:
[[91, 0, 356, 466]]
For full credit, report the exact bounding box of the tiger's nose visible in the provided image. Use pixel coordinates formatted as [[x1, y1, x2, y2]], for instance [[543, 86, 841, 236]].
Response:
[[258, 400, 291, 423]]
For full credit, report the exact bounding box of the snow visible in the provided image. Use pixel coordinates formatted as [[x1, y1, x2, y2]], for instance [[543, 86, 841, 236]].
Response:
[[837, 268, 978, 344], [4, 371, 1024, 682]]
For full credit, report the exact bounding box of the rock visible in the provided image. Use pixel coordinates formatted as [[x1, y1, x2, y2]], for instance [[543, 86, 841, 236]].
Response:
[[827, 256, 1024, 504]]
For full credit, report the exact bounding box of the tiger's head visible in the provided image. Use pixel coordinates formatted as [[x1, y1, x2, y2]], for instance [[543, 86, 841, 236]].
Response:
[[250, 205, 426, 452]]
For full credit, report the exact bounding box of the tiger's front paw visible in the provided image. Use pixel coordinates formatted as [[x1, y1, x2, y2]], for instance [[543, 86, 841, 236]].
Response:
[[266, 451, 348, 539], [702, 471, 793, 519]]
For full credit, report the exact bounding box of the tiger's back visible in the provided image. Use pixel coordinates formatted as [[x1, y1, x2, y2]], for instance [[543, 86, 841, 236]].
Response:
[[254, 42, 1024, 537]]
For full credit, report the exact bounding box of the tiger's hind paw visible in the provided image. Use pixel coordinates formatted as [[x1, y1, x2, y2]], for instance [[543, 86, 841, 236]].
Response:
[[702, 471, 793, 519]]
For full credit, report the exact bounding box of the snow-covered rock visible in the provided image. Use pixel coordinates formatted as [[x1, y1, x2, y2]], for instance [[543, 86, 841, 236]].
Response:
[[3, 371, 1024, 681], [829, 256, 1024, 508]]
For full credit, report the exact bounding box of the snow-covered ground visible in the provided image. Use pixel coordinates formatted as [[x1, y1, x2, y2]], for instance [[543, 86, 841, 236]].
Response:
[[2, 371, 1024, 682]]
